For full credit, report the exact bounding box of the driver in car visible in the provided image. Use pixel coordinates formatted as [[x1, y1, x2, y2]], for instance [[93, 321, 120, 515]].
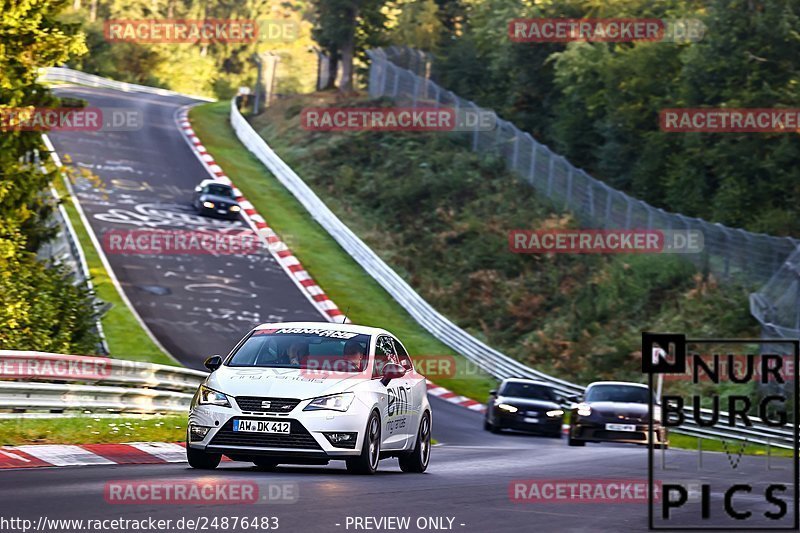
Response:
[[285, 341, 308, 366], [341, 339, 365, 372]]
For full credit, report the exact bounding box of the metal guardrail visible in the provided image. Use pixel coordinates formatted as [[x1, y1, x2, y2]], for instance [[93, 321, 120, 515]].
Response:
[[38, 67, 215, 102], [46, 159, 110, 354], [0, 351, 206, 414], [229, 98, 797, 449], [0, 382, 193, 413]]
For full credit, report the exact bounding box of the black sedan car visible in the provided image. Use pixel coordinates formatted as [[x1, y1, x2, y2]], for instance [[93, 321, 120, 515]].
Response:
[[484, 378, 566, 437], [193, 180, 241, 220], [568, 381, 667, 448]]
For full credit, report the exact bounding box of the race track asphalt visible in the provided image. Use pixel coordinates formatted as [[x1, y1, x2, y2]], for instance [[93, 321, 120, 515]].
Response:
[[49, 86, 323, 367]]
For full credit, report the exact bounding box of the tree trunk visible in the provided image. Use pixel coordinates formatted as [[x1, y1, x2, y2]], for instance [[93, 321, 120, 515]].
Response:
[[340, 36, 354, 92], [339, 7, 358, 93], [323, 46, 338, 90]]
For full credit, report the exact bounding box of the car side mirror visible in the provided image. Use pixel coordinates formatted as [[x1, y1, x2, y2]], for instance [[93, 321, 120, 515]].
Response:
[[489, 389, 497, 396], [380, 363, 406, 386], [194, 185, 202, 192], [204, 355, 222, 372]]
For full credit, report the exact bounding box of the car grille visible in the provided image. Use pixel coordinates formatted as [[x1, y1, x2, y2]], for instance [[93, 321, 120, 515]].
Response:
[[595, 430, 646, 440], [234, 397, 300, 413], [602, 412, 646, 423], [523, 409, 546, 416], [209, 418, 322, 449]]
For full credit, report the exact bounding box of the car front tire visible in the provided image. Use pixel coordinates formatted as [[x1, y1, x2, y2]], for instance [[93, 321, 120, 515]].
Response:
[[186, 445, 222, 469], [346, 410, 381, 475], [399, 411, 431, 473]]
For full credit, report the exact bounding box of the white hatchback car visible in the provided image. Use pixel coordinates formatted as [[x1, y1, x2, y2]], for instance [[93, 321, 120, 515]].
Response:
[[187, 322, 432, 474]]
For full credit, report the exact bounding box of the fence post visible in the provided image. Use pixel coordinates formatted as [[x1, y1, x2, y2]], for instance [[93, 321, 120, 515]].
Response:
[[471, 102, 480, 151], [528, 137, 537, 186], [624, 199, 633, 229], [511, 133, 520, 169], [379, 55, 388, 96], [546, 154, 555, 196], [565, 167, 573, 210], [392, 67, 400, 97], [723, 227, 730, 279]]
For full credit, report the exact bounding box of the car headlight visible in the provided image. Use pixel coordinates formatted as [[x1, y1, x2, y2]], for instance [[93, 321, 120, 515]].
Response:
[[576, 403, 591, 416], [198, 385, 231, 407], [303, 392, 355, 412], [229, 205, 241, 212], [497, 403, 518, 413], [546, 409, 564, 417], [203, 201, 215, 209]]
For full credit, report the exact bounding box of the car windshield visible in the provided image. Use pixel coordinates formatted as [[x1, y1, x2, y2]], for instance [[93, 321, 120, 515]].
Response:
[[585, 385, 651, 404], [205, 184, 234, 198], [500, 382, 557, 401], [227, 329, 370, 373]]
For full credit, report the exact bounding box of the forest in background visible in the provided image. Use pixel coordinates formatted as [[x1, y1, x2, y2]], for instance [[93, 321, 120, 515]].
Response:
[[428, 0, 800, 237], [59, 0, 800, 238]]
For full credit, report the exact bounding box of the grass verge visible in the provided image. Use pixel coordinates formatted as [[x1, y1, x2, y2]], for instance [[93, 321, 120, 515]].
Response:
[[189, 101, 497, 402], [0, 415, 186, 445], [669, 433, 793, 458], [51, 173, 174, 365]]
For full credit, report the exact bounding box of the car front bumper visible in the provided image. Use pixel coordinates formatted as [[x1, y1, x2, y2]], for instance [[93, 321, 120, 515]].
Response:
[[492, 409, 563, 434], [197, 205, 240, 220], [571, 420, 667, 445], [188, 404, 369, 458]]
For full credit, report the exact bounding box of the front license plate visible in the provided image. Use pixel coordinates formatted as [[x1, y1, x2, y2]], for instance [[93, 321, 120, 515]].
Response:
[[217, 209, 227, 214], [233, 420, 290, 434], [605, 423, 636, 432], [523, 417, 539, 423]]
